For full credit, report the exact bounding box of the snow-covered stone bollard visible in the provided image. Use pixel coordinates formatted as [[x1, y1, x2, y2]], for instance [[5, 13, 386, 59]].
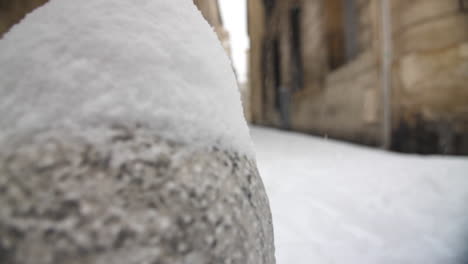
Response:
[[0, 1, 275, 263]]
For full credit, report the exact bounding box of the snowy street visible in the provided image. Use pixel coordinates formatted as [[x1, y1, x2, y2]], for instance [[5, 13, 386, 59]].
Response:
[[251, 126, 468, 264], [0, 0, 466, 263]]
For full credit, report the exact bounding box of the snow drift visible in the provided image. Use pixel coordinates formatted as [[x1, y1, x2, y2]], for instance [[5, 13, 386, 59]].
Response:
[[252, 127, 468, 264]]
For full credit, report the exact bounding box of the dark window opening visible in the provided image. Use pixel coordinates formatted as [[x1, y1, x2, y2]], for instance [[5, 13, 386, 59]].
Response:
[[343, 0, 359, 60], [261, 43, 269, 115], [263, 0, 276, 16], [325, 0, 360, 71], [461, 0, 468, 12], [290, 6, 303, 91], [325, 0, 346, 70], [273, 39, 282, 111]]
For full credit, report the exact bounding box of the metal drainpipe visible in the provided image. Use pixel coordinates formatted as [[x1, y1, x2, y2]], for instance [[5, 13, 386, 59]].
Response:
[[380, 0, 392, 149]]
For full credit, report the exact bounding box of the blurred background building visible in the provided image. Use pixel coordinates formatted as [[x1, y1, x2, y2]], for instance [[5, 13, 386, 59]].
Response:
[[248, 0, 468, 155]]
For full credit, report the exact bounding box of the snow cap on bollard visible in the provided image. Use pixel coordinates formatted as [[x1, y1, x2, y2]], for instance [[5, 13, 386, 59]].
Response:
[[0, 0, 252, 155]]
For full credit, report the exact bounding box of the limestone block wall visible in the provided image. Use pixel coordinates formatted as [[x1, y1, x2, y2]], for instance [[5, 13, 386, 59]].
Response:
[[317, 51, 381, 144], [249, 0, 382, 145], [248, 0, 468, 153], [290, 0, 382, 144], [391, 0, 468, 154]]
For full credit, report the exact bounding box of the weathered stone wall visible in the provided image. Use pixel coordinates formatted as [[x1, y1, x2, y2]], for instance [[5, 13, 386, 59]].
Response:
[[249, 0, 382, 145], [248, 0, 468, 153], [291, 0, 381, 144], [391, 0, 468, 154]]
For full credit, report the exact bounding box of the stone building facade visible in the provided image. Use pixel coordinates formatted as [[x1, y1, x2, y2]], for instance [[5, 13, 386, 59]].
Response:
[[248, 0, 468, 155]]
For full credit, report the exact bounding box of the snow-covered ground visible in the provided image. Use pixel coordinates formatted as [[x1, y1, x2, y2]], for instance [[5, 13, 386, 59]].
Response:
[[251, 126, 468, 264]]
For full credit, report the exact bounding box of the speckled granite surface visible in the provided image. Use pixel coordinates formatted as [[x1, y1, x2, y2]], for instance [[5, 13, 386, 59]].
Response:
[[0, 123, 275, 264]]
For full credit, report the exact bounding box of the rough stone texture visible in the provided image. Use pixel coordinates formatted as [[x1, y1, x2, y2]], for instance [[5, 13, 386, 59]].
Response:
[[0, 123, 275, 264]]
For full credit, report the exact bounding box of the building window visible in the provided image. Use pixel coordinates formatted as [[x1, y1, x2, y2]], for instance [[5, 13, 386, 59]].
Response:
[[325, 0, 360, 71], [343, 0, 359, 60], [273, 39, 282, 110], [290, 6, 303, 91], [261, 45, 268, 114], [461, 0, 468, 12], [325, 0, 346, 70], [263, 0, 276, 16]]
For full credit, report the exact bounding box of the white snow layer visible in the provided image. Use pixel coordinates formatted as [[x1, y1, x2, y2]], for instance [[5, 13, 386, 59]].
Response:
[[251, 127, 468, 264], [0, 0, 252, 154]]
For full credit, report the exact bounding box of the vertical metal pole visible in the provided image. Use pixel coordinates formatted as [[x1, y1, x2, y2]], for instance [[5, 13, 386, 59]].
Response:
[[380, 0, 392, 149]]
